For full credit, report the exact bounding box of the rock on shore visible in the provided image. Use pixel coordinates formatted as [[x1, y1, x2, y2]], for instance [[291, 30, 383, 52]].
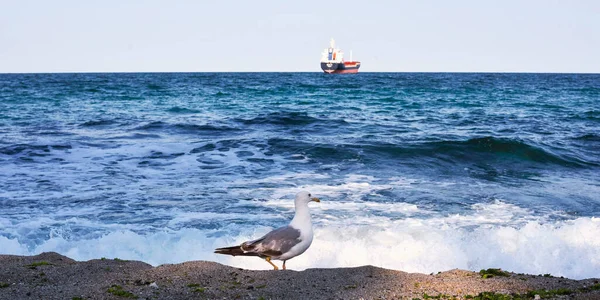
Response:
[[0, 252, 599, 299]]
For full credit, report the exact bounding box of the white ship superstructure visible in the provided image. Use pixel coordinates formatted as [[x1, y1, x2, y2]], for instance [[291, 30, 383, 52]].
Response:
[[321, 38, 344, 63]]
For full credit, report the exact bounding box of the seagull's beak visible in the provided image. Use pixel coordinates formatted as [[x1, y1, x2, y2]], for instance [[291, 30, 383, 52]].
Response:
[[311, 197, 320, 203]]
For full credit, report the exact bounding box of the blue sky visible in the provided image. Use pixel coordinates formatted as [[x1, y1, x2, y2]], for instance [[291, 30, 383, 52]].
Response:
[[1, 0, 598, 73]]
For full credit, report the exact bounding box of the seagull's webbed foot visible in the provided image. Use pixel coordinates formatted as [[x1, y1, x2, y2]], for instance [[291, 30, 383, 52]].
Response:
[[265, 257, 279, 270]]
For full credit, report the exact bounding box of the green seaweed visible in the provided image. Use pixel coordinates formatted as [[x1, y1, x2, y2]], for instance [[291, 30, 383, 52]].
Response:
[[526, 288, 573, 298], [107, 285, 137, 299], [463, 288, 579, 300], [479, 268, 510, 279], [588, 283, 600, 291], [26, 261, 53, 269], [187, 283, 206, 292], [422, 293, 457, 299], [0, 282, 10, 288], [466, 292, 519, 300]]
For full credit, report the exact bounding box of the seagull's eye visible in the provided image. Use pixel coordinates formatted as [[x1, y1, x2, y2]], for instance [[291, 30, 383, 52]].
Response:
[[308, 193, 311, 197]]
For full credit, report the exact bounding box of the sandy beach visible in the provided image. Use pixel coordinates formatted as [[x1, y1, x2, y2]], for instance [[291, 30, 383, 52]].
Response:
[[0, 252, 598, 300]]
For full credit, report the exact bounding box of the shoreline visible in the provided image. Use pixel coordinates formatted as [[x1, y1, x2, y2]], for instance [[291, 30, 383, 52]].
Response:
[[1, 252, 599, 299]]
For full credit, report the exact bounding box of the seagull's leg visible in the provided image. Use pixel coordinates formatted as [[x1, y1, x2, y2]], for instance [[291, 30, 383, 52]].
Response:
[[282, 260, 286, 270], [265, 257, 279, 270]]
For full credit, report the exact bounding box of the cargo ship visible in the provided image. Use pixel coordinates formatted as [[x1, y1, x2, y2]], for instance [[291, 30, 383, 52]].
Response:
[[320, 38, 361, 74]]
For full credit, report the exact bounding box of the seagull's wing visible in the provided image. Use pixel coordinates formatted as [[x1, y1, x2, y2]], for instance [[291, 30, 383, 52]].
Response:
[[242, 226, 301, 257]]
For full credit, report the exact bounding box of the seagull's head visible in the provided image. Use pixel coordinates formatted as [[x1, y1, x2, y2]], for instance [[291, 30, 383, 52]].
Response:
[[295, 191, 320, 206]]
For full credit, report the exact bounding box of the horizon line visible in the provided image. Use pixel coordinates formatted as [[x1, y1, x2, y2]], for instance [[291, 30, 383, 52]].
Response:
[[1, 71, 599, 75]]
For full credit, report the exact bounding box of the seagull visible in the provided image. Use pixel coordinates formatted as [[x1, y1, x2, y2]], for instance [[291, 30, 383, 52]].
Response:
[[214, 191, 320, 270]]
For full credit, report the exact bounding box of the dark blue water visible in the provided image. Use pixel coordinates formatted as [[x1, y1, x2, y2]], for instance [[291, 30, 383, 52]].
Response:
[[1, 73, 599, 278]]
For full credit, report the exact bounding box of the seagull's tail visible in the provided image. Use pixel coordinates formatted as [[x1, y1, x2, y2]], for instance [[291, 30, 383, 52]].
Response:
[[214, 245, 260, 257]]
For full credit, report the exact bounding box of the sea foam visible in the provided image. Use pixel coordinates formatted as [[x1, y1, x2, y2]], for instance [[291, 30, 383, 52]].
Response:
[[1, 216, 598, 280]]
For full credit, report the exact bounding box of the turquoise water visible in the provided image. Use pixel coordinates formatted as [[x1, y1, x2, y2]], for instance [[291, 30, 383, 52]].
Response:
[[0, 73, 599, 278]]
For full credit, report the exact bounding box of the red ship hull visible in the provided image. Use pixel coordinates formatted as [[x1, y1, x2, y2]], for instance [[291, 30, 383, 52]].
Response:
[[330, 67, 359, 74], [321, 61, 361, 74]]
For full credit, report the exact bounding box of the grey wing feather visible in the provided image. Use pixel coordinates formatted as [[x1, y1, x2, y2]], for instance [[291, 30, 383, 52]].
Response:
[[242, 226, 301, 256]]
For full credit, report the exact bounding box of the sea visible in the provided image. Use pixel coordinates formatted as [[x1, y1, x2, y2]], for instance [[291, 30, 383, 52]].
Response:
[[0, 72, 599, 279]]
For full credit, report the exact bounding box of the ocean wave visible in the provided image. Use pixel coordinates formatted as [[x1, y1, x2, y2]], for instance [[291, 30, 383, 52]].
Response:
[[566, 87, 600, 94], [584, 110, 600, 119], [214, 91, 230, 97], [166, 106, 201, 114], [134, 121, 241, 134], [239, 112, 321, 126], [434, 137, 583, 164], [0, 143, 72, 156], [110, 133, 162, 139], [1, 217, 598, 280], [80, 119, 118, 127], [263, 136, 593, 170], [573, 133, 600, 142], [366, 137, 593, 169], [569, 110, 600, 121], [146, 83, 165, 90], [266, 138, 360, 161]]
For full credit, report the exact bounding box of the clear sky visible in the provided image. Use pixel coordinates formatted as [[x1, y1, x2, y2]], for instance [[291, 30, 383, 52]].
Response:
[[1, 0, 599, 73]]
